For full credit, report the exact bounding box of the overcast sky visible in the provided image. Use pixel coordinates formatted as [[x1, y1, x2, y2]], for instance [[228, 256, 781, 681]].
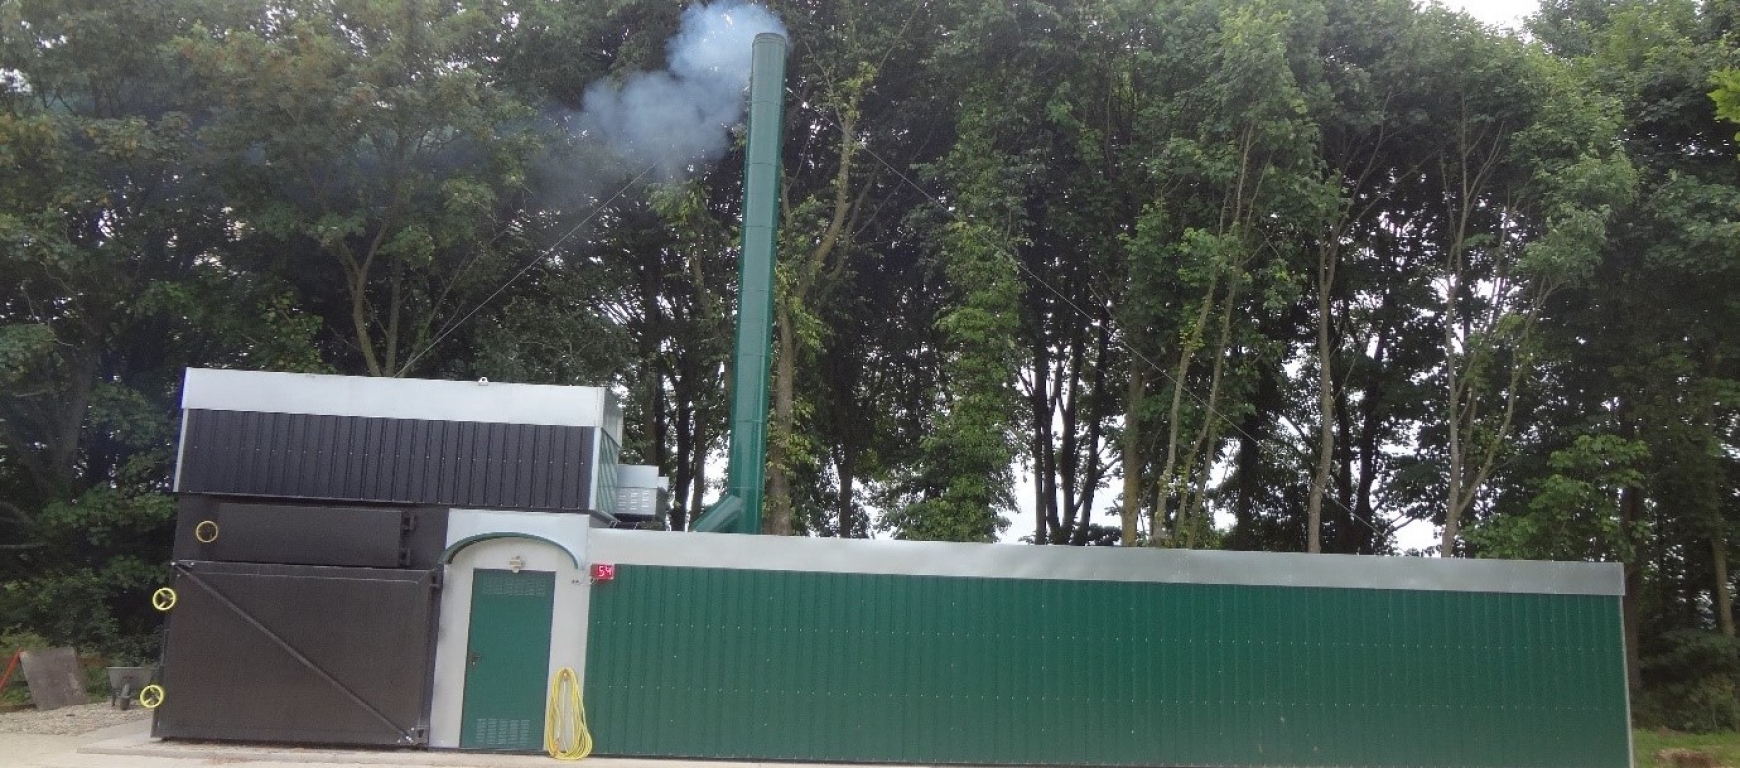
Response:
[[1442, 0, 1539, 27]]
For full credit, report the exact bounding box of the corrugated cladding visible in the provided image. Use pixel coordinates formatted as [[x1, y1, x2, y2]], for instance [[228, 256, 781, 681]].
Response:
[[178, 409, 595, 511], [585, 565, 1629, 768]]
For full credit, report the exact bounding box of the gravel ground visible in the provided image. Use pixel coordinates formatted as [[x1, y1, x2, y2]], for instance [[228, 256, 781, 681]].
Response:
[[0, 702, 151, 736]]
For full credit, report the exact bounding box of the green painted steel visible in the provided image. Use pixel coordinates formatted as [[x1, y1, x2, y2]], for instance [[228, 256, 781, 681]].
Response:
[[584, 565, 1630, 768], [460, 569, 554, 751], [693, 33, 788, 535]]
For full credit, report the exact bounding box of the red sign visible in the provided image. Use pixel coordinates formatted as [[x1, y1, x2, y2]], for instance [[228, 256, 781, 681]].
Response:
[[591, 563, 616, 582]]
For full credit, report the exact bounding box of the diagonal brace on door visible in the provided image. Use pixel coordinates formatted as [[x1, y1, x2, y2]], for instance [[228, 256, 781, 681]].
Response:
[[171, 562, 420, 744]]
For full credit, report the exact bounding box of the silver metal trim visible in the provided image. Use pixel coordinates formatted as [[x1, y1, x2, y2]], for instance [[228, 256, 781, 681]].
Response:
[[588, 530, 1625, 595], [589, 430, 602, 517], [603, 391, 624, 448], [444, 509, 590, 567], [1623, 605, 1637, 768], [171, 409, 189, 492], [180, 368, 611, 428]]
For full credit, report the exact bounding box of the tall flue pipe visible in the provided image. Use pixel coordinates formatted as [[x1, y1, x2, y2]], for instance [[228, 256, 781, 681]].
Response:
[[693, 33, 787, 534]]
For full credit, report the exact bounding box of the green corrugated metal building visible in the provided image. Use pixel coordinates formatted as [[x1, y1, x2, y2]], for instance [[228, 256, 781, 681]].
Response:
[[578, 530, 1630, 768], [151, 27, 1634, 766]]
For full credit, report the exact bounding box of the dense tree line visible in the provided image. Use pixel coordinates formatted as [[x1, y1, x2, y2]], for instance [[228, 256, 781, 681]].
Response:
[[2, 0, 1738, 729]]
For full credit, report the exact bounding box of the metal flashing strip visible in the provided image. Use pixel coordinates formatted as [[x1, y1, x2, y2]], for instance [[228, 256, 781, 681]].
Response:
[[180, 368, 610, 428], [441, 534, 581, 569], [171, 411, 189, 492], [589, 529, 1623, 595], [444, 509, 589, 569]]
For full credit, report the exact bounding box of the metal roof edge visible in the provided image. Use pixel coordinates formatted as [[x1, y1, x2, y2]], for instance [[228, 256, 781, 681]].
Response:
[[181, 368, 610, 428], [588, 529, 1624, 596]]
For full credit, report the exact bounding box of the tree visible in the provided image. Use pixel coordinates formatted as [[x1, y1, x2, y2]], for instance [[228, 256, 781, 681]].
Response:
[[180, 0, 538, 377], [760, 0, 932, 535], [1518, 0, 1739, 707], [1715, 68, 1740, 139], [0, 0, 324, 657], [881, 90, 1024, 543]]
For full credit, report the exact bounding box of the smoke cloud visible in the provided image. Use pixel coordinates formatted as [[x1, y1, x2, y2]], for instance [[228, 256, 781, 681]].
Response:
[[579, 1, 786, 179]]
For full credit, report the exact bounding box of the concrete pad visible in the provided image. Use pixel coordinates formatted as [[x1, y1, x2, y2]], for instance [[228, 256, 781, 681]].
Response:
[[78, 732, 559, 767], [55, 727, 939, 768], [5, 732, 86, 766], [5, 719, 151, 768]]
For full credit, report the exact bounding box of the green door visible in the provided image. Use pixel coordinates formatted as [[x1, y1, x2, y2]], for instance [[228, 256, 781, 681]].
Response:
[[460, 569, 555, 750]]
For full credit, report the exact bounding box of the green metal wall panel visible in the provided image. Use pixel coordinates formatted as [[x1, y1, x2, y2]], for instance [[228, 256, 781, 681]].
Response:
[[584, 565, 1628, 768]]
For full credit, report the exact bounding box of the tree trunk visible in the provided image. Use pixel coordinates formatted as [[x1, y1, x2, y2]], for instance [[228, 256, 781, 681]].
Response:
[[1152, 273, 1219, 543], [1178, 281, 1240, 549], [1716, 530, 1735, 638], [1033, 423, 1050, 544], [1227, 362, 1277, 550], [1440, 307, 1472, 558], [671, 386, 692, 531], [1332, 378, 1359, 554], [385, 256, 404, 375], [1057, 344, 1084, 541], [348, 267, 382, 376], [1069, 318, 1112, 546], [765, 318, 796, 535], [837, 443, 858, 538], [1307, 247, 1336, 554], [689, 417, 709, 528], [761, 93, 861, 536], [1353, 320, 1390, 554], [1621, 483, 1644, 692], [1119, 370, 1144, 546], [648, 371, 670, 527], [11, 350, 101, 503], [1030, 334, 1056, 544]]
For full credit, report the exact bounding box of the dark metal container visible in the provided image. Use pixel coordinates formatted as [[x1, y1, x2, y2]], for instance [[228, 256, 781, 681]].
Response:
[[152, 561, 441, 747], [172, 497, 448, 569]]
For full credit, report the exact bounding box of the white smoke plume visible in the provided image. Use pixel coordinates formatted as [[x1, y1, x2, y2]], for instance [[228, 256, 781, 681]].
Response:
[[579, 1, 786, 179]]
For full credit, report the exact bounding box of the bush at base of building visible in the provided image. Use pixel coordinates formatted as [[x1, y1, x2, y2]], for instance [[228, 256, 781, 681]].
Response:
[[1637, 630, 1740, 733]]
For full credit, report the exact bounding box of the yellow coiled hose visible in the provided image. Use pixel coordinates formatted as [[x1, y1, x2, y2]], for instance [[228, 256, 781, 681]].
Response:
[[544, 667, 592, 760]]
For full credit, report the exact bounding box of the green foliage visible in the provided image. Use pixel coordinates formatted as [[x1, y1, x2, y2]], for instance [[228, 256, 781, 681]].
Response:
[[882, 88, 1025, 543], [1716, 68, 1740, 141], [1635, 630, 1740, 732], [0, 324, 54, 385], [1469, 434, 1649, 561], [176, 0, 540, 377], [888, 212, 1022, 542], [0, 557, 167, 664], [0, 0, 324, 666]]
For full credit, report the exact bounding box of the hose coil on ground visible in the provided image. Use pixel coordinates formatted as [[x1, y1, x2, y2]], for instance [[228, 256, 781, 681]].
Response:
[[544, 667, 592, 760]]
